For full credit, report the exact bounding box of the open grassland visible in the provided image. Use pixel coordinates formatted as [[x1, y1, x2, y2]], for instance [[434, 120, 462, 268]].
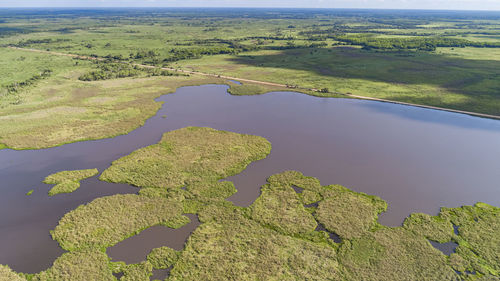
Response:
[[177, 46, 500, 115], [0, 47, 90, 109], [0, 48, 227, 149], [44, 168, 99, 196], [1, 8, 499, 123]]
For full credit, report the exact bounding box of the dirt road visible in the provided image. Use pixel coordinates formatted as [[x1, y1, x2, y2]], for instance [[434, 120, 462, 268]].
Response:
[[8, 46, 500, 120]]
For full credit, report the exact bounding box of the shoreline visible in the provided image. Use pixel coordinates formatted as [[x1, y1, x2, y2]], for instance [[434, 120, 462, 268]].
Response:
[[7, 46, 500, 121]]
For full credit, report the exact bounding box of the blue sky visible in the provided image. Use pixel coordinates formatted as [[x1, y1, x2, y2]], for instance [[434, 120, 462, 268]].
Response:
[[0, 0, 499, 11]]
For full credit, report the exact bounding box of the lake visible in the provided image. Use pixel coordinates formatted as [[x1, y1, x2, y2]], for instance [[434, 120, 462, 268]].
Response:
[[1, 84, 500, 273]]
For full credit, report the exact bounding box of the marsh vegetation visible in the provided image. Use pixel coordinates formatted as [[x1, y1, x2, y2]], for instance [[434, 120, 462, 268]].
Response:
[[2, 127, 500, 280], [44, 169, 99, 196]]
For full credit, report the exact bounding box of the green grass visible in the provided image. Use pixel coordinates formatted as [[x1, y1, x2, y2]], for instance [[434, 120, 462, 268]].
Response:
[[100, 127, 271, 189], [44, 168, 98, 196], [338, 228, 458, 281], [51, 194, 185, 251], [228, 83, 283, 96], [177, 47, 500, 115], [32, 250, 114, 281], [403, 213, 454, 243], [118, 262, 152, 281], [437, 47, 500, 61], [316, 185, 387, 240], [185, 181, 237, 202], [0, 56, 225, 150], [147, 247, 180, 270], [25, 189, 34, 196], [0, 47, 80, 90], [170, 205, 341, 281], [0, 265, 26, 281], [250, 182, 318, 236], [441, 203, 500, 275]]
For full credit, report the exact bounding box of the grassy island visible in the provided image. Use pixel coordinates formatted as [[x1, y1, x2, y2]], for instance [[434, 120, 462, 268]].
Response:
[[100, 127, 272, 189], [44, 169, 99, 196]]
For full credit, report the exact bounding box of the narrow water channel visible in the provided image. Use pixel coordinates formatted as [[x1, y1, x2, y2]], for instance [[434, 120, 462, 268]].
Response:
[[1, 84, 500, 273]]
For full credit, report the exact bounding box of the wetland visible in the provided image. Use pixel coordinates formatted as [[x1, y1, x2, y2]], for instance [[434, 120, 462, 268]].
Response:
[[1, 84, 500, 280]]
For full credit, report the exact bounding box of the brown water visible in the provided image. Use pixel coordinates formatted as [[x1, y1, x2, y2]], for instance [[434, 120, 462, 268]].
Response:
[[107, 214, 200, 264], [1, 84, 500, 273], [429, 240, 458, 256]]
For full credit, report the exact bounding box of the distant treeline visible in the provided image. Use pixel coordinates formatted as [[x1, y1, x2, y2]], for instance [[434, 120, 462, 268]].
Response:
[[14, 38, 70, 47], [78, 62, 185, 81], [333, 35, 500, 51], [128, 38, 328, 64], [163, 46, 237, 62], [0, 26, 36, 37], [3, 69, 52, 95]]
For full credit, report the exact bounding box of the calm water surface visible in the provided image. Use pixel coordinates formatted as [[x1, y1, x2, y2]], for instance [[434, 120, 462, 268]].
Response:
[[1, 84, 500, 273]]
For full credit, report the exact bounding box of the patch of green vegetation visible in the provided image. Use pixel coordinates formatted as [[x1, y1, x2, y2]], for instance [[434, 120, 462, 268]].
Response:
[[51, 194, 184, 251], [166, 170, 468, 280], [32, 250, 114, 281], [228, 83, 280, 96], [3, 69, 52, 97], [162, 214, 191, 229], [0, 47, 225, 150], [117, 262, 152, 281], [178, 47, 500, 115], [441, 203, 500, 275], [0, 48, 80, 105], [185, 181, 237, 202], [170, 207, 341, 280], [147, 247, 180, 269], [78, 62, 184, 81], [338, 228, 458, 281], [44, 168, 98, 196], [100, 127, 271, 189], [266, 170, 325, 205], [333, 34, 500, 51], [0, 265, 26, 281], [403, 213, 454, 243], [25, 189, 34, 196], [316, 185, 387, 240], [250, 182, 317, 235]]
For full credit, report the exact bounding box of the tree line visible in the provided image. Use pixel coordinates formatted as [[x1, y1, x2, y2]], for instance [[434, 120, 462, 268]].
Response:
[[78, 62, 185, 81]]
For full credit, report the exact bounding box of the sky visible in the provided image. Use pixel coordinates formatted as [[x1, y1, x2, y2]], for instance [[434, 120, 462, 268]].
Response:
[[0, 0, 499, 11]]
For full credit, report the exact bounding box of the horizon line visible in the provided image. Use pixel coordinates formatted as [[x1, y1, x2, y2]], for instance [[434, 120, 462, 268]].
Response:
[[0, 7, 499, 12]]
